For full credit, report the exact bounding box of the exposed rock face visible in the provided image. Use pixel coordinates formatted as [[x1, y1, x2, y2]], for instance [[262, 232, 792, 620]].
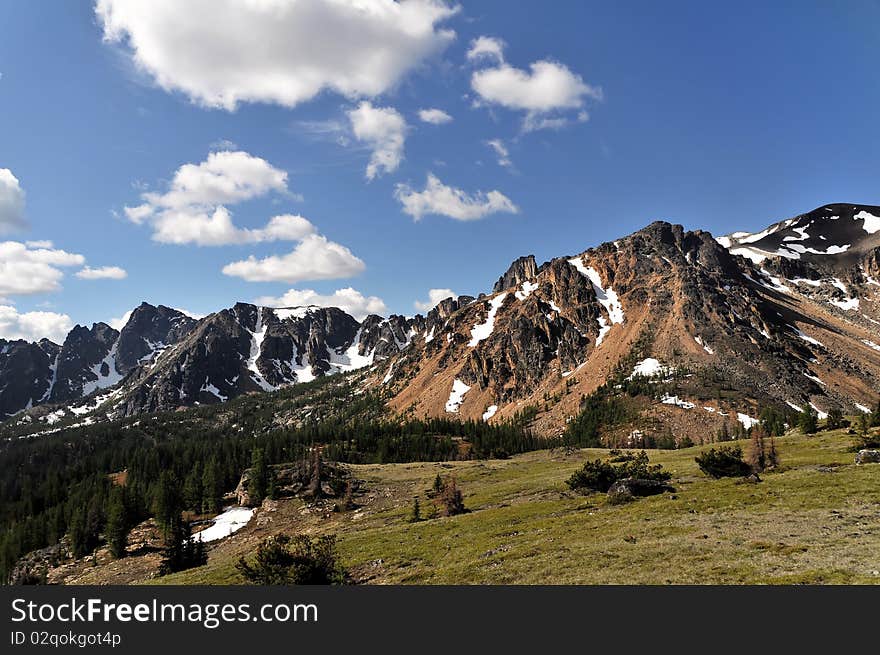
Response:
[[48, 322, 120, 403], [494, 255, 538, 293], [0, 339, 60, 418], [115, 303, 197, 374], [359, 314, 420, 361], [111, 304, 422, 416], [0, 303, 195, 417]]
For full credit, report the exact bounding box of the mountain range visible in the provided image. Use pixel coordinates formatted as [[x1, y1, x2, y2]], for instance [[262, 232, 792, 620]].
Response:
[[3, 203, 879, 441]]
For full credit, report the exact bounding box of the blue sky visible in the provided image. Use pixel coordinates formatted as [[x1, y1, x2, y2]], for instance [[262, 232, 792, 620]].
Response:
[[1, 1, 879, 342]]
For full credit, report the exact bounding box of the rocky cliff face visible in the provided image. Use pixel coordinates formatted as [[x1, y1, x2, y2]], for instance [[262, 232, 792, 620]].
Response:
[[0, 304, 197, 417], [493, 255, 538, 293], [115, 303, 197, 374], [0, 339, 60, 418], [109, 304, 421, 417], [48, 322, 121, 403], [372, 206, 880, 439]]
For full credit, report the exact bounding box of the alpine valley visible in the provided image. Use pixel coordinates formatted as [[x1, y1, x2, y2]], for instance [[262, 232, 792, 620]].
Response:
[[3, 203, 880, 586]]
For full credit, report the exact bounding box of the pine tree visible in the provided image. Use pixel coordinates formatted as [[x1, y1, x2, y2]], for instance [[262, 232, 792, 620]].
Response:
[[153, 472, 183, 540], [183, 466, 203, 514], [408, 496, 421, 523], [798, 408, 818, 435], [432, 473, 443, 496], [249, 447, 269, 506], [159, 520, 206, 576], [871, 400, 880, 427], [826, 407, 845, 430], [767, 435, 780, 469], [201, 459, 221, 515], [105, 489, 129, 559]]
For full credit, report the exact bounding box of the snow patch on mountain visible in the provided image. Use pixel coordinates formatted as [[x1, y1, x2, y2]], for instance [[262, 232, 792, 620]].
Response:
[[515, 280, 539, 301], [200, 379, 228, 401], [694, 336, 715, 354], [81, 340, 124, 397], [789, 325, 824, 347], [272, 306, 320, 320], [328, 329, 375, 373], [829, 297, 859, 311], [468, 293, 508, 347], [445, 379, 471, 413], [568, 257, 624, 345], [809, 402, 829, 420], [662, 394, 695, 409], [191, 506, 254, 542], [629, 358, 667, 379], [39, 353, 60, 403], [245, 308, 276, 392], [855, 210, 880, 234]]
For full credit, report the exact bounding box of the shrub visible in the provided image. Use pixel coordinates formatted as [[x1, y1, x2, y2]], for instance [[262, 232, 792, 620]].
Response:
[[854, 414, 880, 449], [695, 445, 751, 478], [566, 450, 670, 493], [236, 534, 345, 585], [566, 459, 616, 492]]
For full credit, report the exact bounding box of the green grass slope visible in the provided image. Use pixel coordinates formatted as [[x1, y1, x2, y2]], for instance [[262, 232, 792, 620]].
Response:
[[156, 429, 880, 585]]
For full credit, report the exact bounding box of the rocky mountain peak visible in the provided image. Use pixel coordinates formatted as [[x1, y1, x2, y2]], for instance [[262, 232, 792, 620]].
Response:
[[493, 255, 538, 293], [115, 302, 197, 374]]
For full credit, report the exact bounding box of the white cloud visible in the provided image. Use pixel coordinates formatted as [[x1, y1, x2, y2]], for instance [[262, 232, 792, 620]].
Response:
[[466, 36, 505, 64], [124, 150, 317, 246], [0, 168, 27, 234], [0, 241, 85, 297], [256, 287, 387, 321], [75, 265, 128, 280], [174, 307, 205, 320], [394, 173, 518, 221], [109, 309, 133, 330], [96, 0, 458, 111], [150, 209, 316, 246], [348, 102, 408, 180], [222, 233, 365, 283], [418, 108, 453, 124], [485, 139, 512, 168], [0, 305, 73, 343], [414, 288, 456, 312], [471, 59, 602, 131]]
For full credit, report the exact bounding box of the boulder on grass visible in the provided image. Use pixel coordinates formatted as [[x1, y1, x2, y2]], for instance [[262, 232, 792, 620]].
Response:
[[855, 449, 880, 465], [607, 477, 675, 503]]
